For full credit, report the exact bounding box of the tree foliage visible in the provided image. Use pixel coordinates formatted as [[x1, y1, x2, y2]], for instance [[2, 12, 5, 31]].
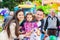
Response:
[[0, 0, 24, 10], [0, 0, 42, 11]]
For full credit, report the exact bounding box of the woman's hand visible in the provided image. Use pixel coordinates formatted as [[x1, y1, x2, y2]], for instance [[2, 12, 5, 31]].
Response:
[[19, 31, 25, 34]]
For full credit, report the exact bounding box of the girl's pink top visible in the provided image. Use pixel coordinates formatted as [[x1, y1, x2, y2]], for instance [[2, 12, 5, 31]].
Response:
[[24, 22, 38, 33]]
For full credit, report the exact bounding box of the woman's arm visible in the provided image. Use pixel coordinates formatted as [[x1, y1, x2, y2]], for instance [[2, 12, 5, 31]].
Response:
[[10, 23, 17, 38]]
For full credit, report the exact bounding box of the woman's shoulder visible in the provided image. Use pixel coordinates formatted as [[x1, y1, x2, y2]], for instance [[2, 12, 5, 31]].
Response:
[[10, 20, 16, 29]]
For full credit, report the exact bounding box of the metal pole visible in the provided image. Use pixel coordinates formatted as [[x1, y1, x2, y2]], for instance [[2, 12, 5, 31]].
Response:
[[42, 0, 44, 6]]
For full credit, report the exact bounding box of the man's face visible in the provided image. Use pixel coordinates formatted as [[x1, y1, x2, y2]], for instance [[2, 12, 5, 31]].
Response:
[[50, 11, 55, 16], [35, 11, 44, 21], [50, 9, 55, 17]]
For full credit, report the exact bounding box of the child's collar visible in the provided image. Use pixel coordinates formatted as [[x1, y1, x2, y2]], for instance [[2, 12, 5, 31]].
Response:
[[26, 21, 33, 23]]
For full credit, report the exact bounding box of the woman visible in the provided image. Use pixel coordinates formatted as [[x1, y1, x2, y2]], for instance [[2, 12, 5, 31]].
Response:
[[15, 9, 25, 33], [0, 12, 19, 40], [14, 9, 26, 40]]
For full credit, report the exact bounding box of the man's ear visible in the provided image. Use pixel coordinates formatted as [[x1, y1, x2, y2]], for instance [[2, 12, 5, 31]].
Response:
[[43, 14, 45, 18]]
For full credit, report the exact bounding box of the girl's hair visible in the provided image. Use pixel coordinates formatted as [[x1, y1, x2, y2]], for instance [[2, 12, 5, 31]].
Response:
[[25, 13, 34, 21]]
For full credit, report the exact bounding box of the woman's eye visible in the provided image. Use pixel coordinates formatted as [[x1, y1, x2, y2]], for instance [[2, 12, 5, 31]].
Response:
[[19, 15, 21, 16]]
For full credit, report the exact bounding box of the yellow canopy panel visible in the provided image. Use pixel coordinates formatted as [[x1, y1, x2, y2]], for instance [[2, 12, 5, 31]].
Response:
[[18, 5, 34, 8]]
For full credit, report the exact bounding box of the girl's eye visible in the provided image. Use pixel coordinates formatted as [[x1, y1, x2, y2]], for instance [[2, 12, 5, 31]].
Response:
[[37, 14, 39, 15]]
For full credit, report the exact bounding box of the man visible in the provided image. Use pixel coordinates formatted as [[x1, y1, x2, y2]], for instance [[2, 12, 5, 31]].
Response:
[[35, 9, 45, 40], [44, 9, 59, 36], [57, 12, 60, 36]]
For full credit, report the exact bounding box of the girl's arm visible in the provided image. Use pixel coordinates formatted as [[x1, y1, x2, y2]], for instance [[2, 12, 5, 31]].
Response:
[[34, 22, 41, 36]]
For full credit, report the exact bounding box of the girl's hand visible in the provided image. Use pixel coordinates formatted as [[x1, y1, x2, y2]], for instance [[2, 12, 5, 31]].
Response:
[[19, 31, 25, 34], [25, 32, 31, 37], [31, 29, 34, 33]]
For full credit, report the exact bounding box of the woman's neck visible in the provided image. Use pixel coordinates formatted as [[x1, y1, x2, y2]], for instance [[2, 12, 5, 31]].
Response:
[[19, 20, 23, 24], [19, 19, 23, 22]]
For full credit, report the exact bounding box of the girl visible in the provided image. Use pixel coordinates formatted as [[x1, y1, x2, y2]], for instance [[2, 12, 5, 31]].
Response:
[[0, 18, 19, 40], [24, 13, 40, 40]]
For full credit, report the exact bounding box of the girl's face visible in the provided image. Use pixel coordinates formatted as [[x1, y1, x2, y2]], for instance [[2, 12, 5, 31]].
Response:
[[17, 11, 24, 21], [26, 15, 33, 22]]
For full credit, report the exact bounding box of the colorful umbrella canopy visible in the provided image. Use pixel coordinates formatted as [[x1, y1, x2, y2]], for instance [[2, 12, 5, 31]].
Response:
[[0, 9, 7, 15]]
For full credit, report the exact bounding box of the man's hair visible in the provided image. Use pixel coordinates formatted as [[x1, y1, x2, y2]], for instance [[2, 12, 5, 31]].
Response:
[[37, 9, 44, 14], [37, 9, 44, 12]]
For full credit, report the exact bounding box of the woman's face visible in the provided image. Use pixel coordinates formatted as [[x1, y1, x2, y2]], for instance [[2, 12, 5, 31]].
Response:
[[17, 11, 24, 21], [26, 15, 33, 22]]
